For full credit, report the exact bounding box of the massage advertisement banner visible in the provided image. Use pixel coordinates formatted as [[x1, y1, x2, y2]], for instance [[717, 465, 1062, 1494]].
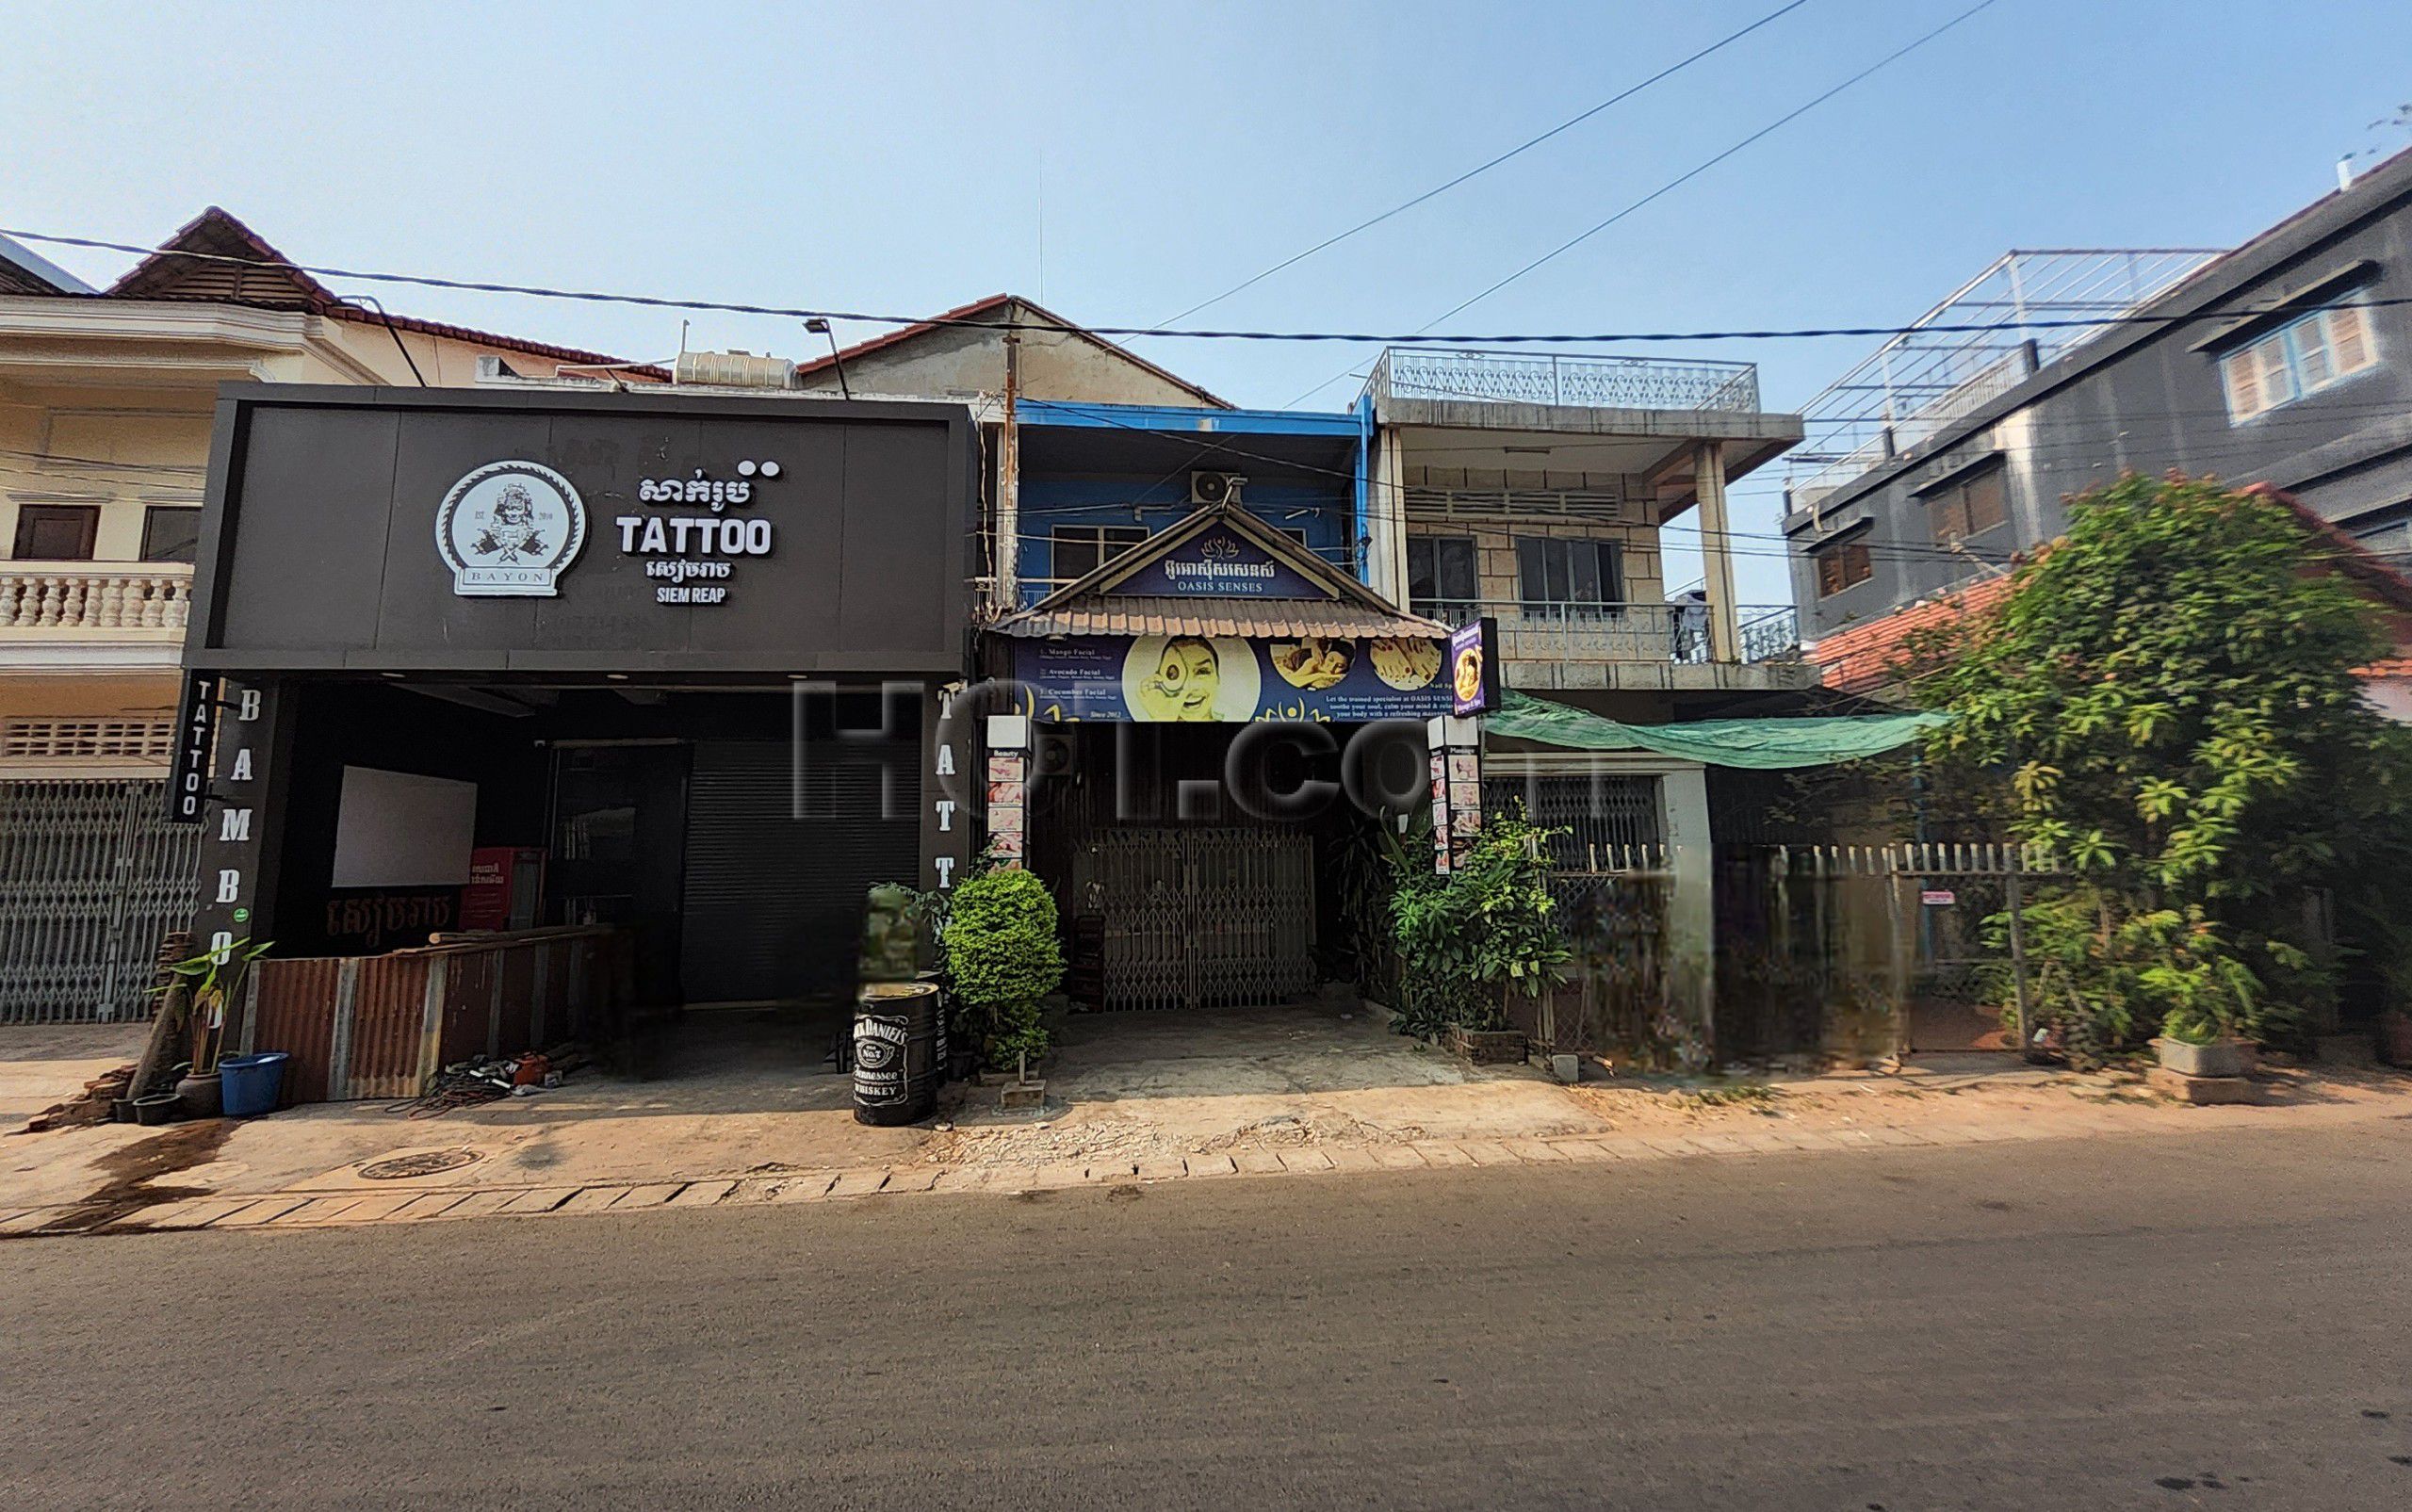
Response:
[[1009, 633, 1450, 723]]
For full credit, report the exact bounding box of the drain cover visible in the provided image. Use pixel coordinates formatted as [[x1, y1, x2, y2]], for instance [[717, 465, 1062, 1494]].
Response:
[[359, 1147, 481, 1180]]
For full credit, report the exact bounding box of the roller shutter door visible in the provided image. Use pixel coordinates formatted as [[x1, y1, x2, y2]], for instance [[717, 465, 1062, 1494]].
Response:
[[678, 733, 918, 1004]]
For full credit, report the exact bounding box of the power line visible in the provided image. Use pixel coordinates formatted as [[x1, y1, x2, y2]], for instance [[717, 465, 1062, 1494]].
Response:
[[20, 220, 2412, 353], [1422, 0, 2004, 332], [1283, 0, 2007, 403], [1160, 0, 1814, 324]]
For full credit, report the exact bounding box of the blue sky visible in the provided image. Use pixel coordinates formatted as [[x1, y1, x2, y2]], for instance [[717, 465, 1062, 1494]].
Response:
[[8, 0, 2411, 599]]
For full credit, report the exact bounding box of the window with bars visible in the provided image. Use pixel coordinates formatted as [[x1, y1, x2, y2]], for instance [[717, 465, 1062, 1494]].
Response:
[[2220, 301, 2378, 421], [0, 718, 175, 763], [1406, 534, 1478, 624], [1047, 525, 1149, 587], [1928, 463, 2009, 545], [1814, 538, 1872, 597], [1514, 536, 1624, 615]]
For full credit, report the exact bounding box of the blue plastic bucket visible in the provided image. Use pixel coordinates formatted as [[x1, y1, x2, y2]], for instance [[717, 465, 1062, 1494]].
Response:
[[219, 1051, 289, 1117]]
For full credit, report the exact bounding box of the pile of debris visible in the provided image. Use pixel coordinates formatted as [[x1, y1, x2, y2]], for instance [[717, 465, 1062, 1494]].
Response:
[[19, 1064, 138, 1133], [390, 1044, 586, 1118]]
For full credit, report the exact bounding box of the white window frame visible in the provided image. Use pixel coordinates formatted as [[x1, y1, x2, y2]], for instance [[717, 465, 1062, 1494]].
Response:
[[2220, 300, 2379, 422]]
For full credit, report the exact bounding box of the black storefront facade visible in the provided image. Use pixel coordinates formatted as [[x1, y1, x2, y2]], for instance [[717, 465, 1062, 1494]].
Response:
[[178, 385, 978, 1046]]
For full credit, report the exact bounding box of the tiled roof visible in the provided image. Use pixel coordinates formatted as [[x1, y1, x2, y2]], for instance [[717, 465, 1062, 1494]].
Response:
[[1811, 483, 2412, 696], [99, 206, 668, 380], [994, 595, 1449, 641], [1809, 576, 2013, 695], [792, 291, 1231, 408]]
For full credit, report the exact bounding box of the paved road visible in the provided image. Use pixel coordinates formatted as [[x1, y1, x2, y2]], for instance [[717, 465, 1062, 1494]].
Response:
[[7, 1122, 2411, 1510]]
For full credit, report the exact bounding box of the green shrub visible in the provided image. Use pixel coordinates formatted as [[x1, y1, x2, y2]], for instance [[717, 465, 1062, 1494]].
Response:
[[942, 867, 1064, 1067], [1389, 814, 1570, 1037]]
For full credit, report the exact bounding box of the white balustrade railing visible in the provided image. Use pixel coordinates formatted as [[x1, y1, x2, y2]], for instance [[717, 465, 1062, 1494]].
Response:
[[0, 562, 193, 634]]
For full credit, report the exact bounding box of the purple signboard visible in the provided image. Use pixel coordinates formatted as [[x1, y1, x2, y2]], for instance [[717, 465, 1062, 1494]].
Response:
[[1010, 633, 1449, 722], [1102, 525, 1328, 599], [1449, 617, 1499, 716]]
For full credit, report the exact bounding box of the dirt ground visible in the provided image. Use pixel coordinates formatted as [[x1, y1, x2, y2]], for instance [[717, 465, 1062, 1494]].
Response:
[[8, 1003, 2410, 1218]]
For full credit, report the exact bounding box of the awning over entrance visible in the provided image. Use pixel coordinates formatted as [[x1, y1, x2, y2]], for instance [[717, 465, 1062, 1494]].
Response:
[[1488, 689, 1948, 768], [989, 499, 1452, 722]]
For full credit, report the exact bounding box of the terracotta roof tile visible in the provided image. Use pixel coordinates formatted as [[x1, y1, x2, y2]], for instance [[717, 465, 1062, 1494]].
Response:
[[993, 595, 1447, 641]]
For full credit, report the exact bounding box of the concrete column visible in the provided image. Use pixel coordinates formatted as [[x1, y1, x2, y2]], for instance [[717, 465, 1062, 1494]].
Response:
[[921, 681, 974, 894], [1659, 763, 1717, 1059], [187, 675, 296, 1049], [1693, 442, 1741, 662], [1368, 427, 1410, 603]]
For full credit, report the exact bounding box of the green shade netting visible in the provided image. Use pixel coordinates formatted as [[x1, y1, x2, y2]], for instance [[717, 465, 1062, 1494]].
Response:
[[1487, 689, 1948, 770]]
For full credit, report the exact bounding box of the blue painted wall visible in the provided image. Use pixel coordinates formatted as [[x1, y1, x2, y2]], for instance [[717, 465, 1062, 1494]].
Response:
[[1013, 403, 1367, 608]]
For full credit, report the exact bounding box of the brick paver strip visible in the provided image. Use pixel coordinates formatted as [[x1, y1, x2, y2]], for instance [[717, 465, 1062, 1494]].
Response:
[[1410, 1142, 1475, 1167], [1730, 1132, 1800, 1154], [613, 1184, 686, 1211], [1028, 1162, 1091, 1190], [929, 1167, 993, 1193], [1639, 1135, 1711, 1157], [1134, 1158, 1188, 1181], [1182, 1154, 1238, 1178], [213, 1196, 314, 1228], [1276, 1148, 1336, 1174], [1322, 1146, 1383, 1172], [669, 1179, 738, 1207], [392, 1192, 473, 1222], [438, 1190, 522, 1221], [1454, 1141, 1521, 1166], [883, 1168, 941, 1194], [1231, 1149, 1286, 1175], [1861, 1126, 1931, 1146], [558, 1186, 630, 1214], [0, 1207, 62, 1235], [1504, 1139, 1572, 1162], [770, 1173, 840, 1202], [1368, 1145, 1428, 1169], [496, 1187, 577, 1215], [825, 1169, 889, 1198], [1084, 1161, 1140, 1183], [268, 1195, 372, 1227], [1687, 1133, 1753, 1155]]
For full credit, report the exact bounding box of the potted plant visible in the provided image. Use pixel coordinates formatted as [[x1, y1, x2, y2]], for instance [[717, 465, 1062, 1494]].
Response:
[[1389, 815, 1570, 1065], [2152, 1006, 2253, 1080], [129, 936, 271, 1118], [942, 867, 1065, 1072]]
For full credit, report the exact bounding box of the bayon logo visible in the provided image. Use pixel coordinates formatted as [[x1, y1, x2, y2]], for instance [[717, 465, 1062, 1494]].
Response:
[[435, 461, 586, 596]]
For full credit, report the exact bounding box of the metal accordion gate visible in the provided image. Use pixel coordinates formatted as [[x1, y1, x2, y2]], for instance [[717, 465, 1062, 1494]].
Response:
[[1071, 827, 1316, 1011], [0, 778, 201, 1024]]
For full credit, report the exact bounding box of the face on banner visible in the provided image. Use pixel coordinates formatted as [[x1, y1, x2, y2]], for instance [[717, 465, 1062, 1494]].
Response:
[[1014, 634, 1449, 723]]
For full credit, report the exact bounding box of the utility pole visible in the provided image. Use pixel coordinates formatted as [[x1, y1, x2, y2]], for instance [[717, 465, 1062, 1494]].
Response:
[[995, 327, 1022, 615]]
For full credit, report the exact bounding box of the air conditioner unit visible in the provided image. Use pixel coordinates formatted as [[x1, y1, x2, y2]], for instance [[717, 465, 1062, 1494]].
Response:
[[1190, 470, 1246, 507]]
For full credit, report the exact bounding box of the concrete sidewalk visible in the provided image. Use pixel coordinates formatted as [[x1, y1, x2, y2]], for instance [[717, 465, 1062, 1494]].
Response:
[[8, 1007, 2408, 1240]]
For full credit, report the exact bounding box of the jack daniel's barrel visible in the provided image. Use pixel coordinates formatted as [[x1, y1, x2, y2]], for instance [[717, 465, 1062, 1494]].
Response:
[[853, 981, 941, 1126]]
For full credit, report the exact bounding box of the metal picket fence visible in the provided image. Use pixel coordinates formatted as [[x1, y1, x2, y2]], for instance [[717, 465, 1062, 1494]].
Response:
[[0, 779, 200, 1023]]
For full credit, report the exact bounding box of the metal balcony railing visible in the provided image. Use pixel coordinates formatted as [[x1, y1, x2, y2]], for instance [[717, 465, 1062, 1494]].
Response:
[[0, 562, 192, 636], [1369, 347, 1761, 415], [1410, 600, 1801, 665]]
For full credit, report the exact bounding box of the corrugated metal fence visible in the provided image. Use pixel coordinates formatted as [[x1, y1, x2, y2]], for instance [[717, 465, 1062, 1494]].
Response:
[[241, 927, 632, 1102], [0, 778, 200, 1024]]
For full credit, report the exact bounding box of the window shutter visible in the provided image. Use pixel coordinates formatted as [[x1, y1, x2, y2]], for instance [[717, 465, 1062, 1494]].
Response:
[[2256, 337, 2296, 407], [2222, 350, 2262, 420], [2327, 304, 2372, 375], [1817, 549, 1844, 597]]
